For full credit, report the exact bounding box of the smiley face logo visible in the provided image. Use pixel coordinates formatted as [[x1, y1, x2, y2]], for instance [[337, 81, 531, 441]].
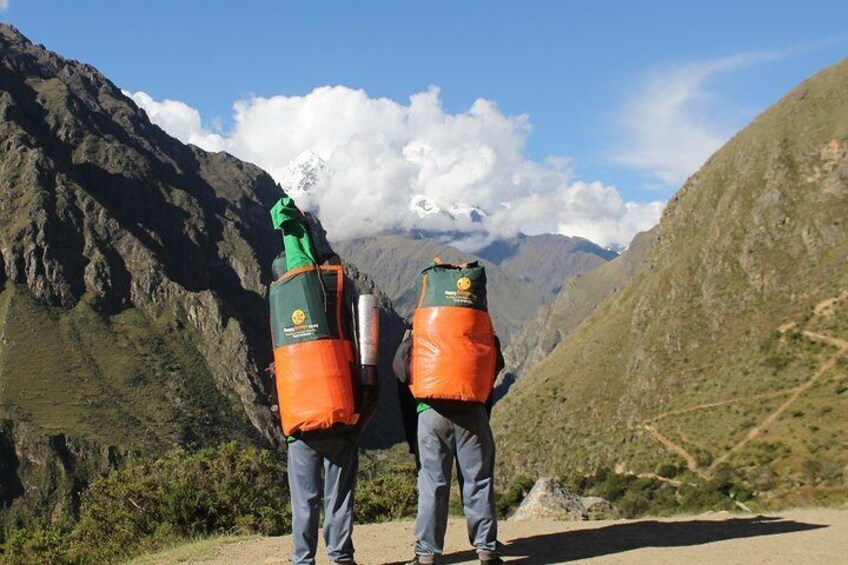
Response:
[[292, 309, 306, 326], [456, 277, 472, 291]]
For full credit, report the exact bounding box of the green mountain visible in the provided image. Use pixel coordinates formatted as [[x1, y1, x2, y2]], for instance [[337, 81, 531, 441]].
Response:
[[497, 227, 656, 397], [333, 233, 613, 340], [0, 24, 404, 528], [493, 58, 848, 505]]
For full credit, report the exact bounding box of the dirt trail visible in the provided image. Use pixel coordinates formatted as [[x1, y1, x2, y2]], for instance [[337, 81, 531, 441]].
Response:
[[636, 424, 705, 478], [710, 339, 847, 470], [185, 508, 848, 564], [637, 290, 848, 478]]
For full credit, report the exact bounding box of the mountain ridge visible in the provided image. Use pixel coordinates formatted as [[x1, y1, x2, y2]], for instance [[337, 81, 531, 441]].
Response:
[[0, 23, 405, 528], [333, 232, 615, 341], [493, 57, 848, 503]]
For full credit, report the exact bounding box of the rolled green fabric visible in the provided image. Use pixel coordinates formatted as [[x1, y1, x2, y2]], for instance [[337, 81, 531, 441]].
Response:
[[270, 196, 317, 271]]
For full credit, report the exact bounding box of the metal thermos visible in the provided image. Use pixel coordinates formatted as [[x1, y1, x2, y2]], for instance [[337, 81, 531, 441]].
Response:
[[357, 294, 380, 367]]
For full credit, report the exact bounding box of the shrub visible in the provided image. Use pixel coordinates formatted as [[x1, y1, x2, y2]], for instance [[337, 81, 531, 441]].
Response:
[[560, 465, 752, 519], [656, 463, 682, 479], [67, 442, 290, 563], [356, 456, 417, 523], [2, 526, 69, 565]]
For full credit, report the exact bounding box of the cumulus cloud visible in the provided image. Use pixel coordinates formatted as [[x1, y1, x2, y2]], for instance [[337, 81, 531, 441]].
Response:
[[614, 51, 783, 186], [127, 86, 663, 249]]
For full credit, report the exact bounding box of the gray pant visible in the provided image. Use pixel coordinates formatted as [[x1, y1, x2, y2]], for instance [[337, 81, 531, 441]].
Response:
[[287, 433, 358, 565], [414, 403, 498, 559]]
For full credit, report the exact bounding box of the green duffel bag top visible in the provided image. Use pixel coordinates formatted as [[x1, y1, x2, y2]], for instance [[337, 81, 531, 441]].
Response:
[[415, 260, 488, 311], [270, 267, 342, 348]]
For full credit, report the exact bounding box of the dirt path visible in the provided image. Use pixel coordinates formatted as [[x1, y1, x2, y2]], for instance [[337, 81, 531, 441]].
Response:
[[636, 424, 706, 478], [710, 338, 847, 470], [636, 290, 848, 479], [182, 508, 848, 564]]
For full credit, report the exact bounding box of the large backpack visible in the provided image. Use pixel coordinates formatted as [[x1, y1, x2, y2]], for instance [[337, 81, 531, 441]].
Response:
[[268, 197, 358, 436], [409, 259, 497, 403]]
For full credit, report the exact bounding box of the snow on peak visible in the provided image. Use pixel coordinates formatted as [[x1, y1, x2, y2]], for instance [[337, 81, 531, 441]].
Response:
[[278, 150, 326, 196], [410, 194, 441, 217]]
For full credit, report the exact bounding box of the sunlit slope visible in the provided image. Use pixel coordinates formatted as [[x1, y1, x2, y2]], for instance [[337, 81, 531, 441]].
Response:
[[493, 57, 848, 502]]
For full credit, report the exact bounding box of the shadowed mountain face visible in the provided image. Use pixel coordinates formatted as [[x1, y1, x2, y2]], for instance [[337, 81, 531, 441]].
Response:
[[0, 24, 404, 527], [476, 233, 617, 294], [334, 233, 614, 341], [494, 58, 848, 501]]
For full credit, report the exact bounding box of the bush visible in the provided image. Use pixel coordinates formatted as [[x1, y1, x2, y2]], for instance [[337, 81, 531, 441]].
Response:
[[67, 442, 291, 563], [2, 442, 430, 564], [2, 526, 69, 565], [656, 463, 682, 479], [561, 465, 752, 519], [356, 456, 417, 523]]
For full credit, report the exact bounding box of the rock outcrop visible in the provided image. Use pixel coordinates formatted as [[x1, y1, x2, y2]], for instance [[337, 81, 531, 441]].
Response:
[[508, 477, 618, 521]]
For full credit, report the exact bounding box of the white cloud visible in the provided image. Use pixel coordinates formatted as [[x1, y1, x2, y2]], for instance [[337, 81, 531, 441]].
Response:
[[614, 51, 783, 186], [0, 1, 9, 11], [123, 90, 224, 149], [127, 86, 663, 249]]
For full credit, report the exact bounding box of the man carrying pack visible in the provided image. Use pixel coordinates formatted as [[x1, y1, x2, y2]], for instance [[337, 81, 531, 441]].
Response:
[[395, 259, 503, 565], [268, 197, 379, 565]]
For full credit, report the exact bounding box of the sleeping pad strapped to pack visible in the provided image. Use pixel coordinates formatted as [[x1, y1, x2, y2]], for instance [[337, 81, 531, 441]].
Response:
[[410, 260, 497, 403], [268, 197, 358, 437]]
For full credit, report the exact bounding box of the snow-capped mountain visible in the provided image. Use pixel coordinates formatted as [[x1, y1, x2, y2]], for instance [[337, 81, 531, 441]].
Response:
[[277, 150, 488, 227], [408, 195, 487, 222], [277, 150, 327, 196]]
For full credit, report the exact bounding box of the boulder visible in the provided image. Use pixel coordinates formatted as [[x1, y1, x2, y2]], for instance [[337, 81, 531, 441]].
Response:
[[508, 477, 618, 521]]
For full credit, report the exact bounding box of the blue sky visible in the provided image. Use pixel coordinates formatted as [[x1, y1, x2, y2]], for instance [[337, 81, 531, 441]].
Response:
[[3, 1, 847, 246]]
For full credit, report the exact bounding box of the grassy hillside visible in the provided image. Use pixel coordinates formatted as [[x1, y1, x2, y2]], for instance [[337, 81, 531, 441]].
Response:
[[0, 284, 253, 452], [493, 58, 848, 505], [499, 227, 657, 390]]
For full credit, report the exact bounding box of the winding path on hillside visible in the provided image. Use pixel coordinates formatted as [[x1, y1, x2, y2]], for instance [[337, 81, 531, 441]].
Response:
[[710, 331, 848, 471], [636, 291, 848, 479], [636, 424, 707, 479]]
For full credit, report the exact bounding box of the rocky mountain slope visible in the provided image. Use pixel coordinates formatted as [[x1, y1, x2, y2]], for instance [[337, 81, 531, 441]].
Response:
[[0, 24, 403, 528], [496, 227, 656, 398], [476, 233, 616, 294], [334, 233, 613, 340], [494, 58, 848, 503]]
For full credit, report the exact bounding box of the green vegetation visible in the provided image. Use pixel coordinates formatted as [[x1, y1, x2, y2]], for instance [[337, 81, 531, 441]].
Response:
[[356, 448, 418, 523], [563, 466, 754, 519], [1, 443, 288, 564], [493, 57, 848, 510], [68, 443, 290, 563], [496, 475, 536, 518], [0, 443, 420, 564], [0, 284, 255, 453], [124, 535, 250, 565]]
